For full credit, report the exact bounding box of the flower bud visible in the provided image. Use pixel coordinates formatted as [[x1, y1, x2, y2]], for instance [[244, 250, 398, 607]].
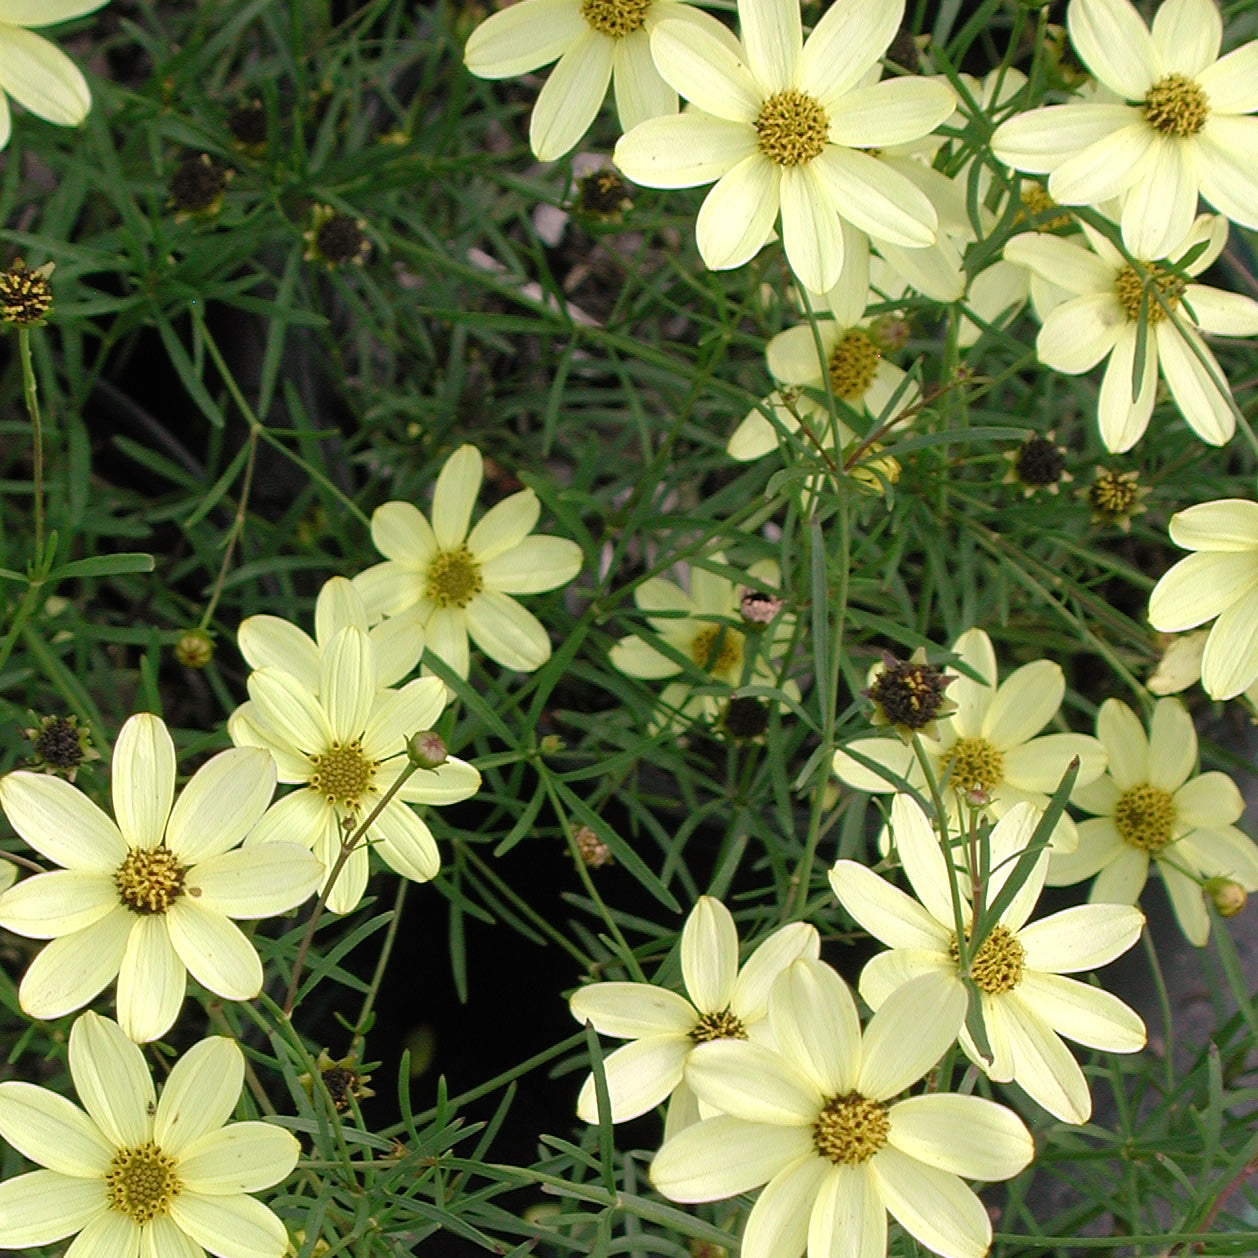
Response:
[[1206, 877, 1246, 919], [407, 730, 447, 769], [174, 628, 214, 669]]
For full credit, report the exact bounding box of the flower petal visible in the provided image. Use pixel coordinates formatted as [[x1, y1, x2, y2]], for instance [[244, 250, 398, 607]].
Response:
[[166, 900, 263, 1001], [1097, 325, 1157, 453], [798, 0, 902, 104], [0, 1170, 106, 1247], [1091, 843, 1150, 903], [530, 30, 613, 161], [0, 26, 91, 126], [319, 626, 376, 743], [0, 1082, 113, 1176], [155, 1036, 243, 1156], [185, 844, 322, 919], [982, 660, 1063, 748], [808, 1164, 885, 1258], [650, 1115, 813, 1200], [613, 30, 676, 130], [432, 446, 482, 549], [177, 1123, 300, 1194], [166, 748, 276, 865], [0, 869, 117, 938], [167, 1191, 289, 1258], [1196, 116, 1258, 231], [0, 771, 126, 871], [993, 103, 1142, 174], [1014, 971, 1145, 1051], [247, 669, 332, 757], [1151, 0, 1220, 76], [1201, 583, 1258, 699], [17, 910, 131, 1022], [1068, 0, 1160, 97], [650, 17, 760, 121], [1035, 295, 1125, 372], [569, 982, 697, 1037], [465, 589, 555, 671], [1198, 42, 1258, 114], [68, 1011, 153, 1150], [857, 974, 967, 1100], [463, 0, 585, 78], [62, 1206, 138, 1258], [889, 1094, 1034, 1181], [681, 896, 739, 1013], [1149, 550, 1258, 631], [480, 534, 582, 595], [695, 153, 780, 271], [236, 616, 319, 692], [767, 957, 861, 1096], [370, 501, 436, 565], [1001, 999, 1092, 1123], [1018, 903, 1145, 972], [730, 921, 820, 1023], [368, 799, 441, 883], [575, 1035, 689, 1122], [810, 146, 936, 248], [112, 714, 176, 851], [873, 1147, 994, 1258], [829, 860, 951, 950], [780, 164, 844, 293], [742, 1158, 834, 1258], [116, 915, 187, 1044], [614, 112, 758, 187]]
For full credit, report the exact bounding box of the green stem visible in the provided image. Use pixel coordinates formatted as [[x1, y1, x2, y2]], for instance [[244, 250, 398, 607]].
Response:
[[18, 328, 44, 562]]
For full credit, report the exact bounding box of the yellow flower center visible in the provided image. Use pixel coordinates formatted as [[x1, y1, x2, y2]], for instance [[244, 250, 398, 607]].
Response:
[[426, 545, 483, 609], [812, 1091, 889, 1165], [827, 329, 881, 400], [942, 736, 1005, 795], [1113, 783, 1175, 853], [688, 624, 745, 681], [114, 847, 186, 914], [1017, 183, 1072, 231], [688, 1008, 748, 1043], [1114, 263, 1186, 323], [949, 923, 1026, 994], [755, 90, 829, 167], [309, 740, 377, 809], [580, 0, 650, 37], [106, 1141, 182, 1225], [1143, 72, 1209, 137]]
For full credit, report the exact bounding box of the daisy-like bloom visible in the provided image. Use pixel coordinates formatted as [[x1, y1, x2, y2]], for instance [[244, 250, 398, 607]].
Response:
[[608, 554, 796, 729], [1052, 698, 1258, 945], [229, 625, 480, 915], [463, 0, 710, 161], [1148, 498, 1258, 699], [1004, 214, 1258, 452], [612, 0, 955, 292], [353, 444, 583, 680], [238, 575, 422, 693], [830, 796, 1147, 1124], [991, 0, 1258, 260], [0, 1, 108, 151], [833, 627, 1107, 853], [727, 309, 917, 471], [569, 896, 819, 1137], [651, 959, 1034, 1258], [0, 1011, 299, 1258], [0, 714, 321, 1043]]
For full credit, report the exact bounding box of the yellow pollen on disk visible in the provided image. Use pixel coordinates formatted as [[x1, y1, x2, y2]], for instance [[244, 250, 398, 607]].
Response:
[[1143, 73, 1208, 137], [812, 1092, 889, 1165], [755, 90, 829, 166], [1113, 783, 1175, 853], [580, 0, 650, 37], [426, 545, 483, 609], [949, 923, 1026, 994], [689, 1008, 748, 1043], [827, 329, 881, 400], [105, 1141, 182, 1225], [114, 846, 186, 914], [310, 740, 377, 809], [689, 624, 745, 681], [1115, 263, 1186, 324], [1017, 183, 1072, 231], [942, 736, 1005, 795]]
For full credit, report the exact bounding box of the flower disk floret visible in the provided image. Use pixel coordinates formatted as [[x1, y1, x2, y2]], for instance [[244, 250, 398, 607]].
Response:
[[1053, 698, 1258, 945], [353, 445, 583, 680], [829, 796, 1146, 1124], [612, 0, 956, 292], [0, 713, 322, 1043], [569, 896, 818, 1136], [991, 0, 1258, 259], [0, 1012, 299, 1258], [650, 959, 1034, 1258]]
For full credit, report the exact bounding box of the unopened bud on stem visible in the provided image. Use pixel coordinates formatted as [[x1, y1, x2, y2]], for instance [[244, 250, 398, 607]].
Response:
[[407, 730, 447, 769]]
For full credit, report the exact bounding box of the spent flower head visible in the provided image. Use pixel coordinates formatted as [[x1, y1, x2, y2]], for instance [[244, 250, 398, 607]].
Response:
[[22, 711, 100, 781], [0, 258, 54, 327]]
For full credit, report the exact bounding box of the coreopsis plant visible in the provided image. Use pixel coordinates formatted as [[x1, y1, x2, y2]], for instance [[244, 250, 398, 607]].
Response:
[[0, 1, 108, 150], [1004, 214, 1258, 452], [568, 896, 819, 1135], [990, 0, 1258, 259], [463, 0, 710, 161], [229, 625, 481, 914], [832, 626, 1108, 852], [1051, 698, 1258, 945], [651, 959, 1035, 1258], [238, 575, 423, 693], [612, 0, 956, 292], [1148, 498, 1258, 699], [0, 713, 322, 1043], [353, 444, 583, 679], [830, 796, 1147, 1124], [608, 553, 796, 729], [0, 1011, 299, 1258]]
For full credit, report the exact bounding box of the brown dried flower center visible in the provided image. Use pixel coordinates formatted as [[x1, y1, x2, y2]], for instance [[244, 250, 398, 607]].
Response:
[[1115, 263, 1186, 323], [942, 736, 1005, 794], [689, 1008, 748, 1043], [1113, 783, 1175, 853], [949, 922, 1026, 994], [106, 1141, 181, 1224], [114, 847, 186, 914], [427, 545, 483, 609], [756, 90, 829, 166], [310, 740, 377, 808], [580, 0, 650, 37], [813, 1091, 889, 1165], [868, 660, 949, 732], [689, 624, 745, 680], [827, 329, 882, 400], [1143, 73, 1208, 137]]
